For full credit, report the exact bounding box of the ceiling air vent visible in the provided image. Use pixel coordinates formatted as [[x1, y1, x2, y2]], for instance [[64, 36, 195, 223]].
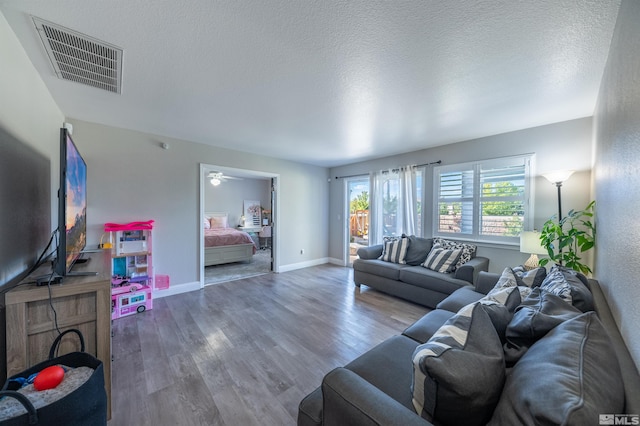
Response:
[[32, 17, 123, 94]]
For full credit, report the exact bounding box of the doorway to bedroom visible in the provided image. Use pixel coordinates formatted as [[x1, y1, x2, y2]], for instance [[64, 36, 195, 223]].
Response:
[[200, 164, 278, 286]]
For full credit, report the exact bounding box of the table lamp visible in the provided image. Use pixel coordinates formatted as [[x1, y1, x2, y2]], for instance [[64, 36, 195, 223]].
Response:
[[520, 231, 547, 270]]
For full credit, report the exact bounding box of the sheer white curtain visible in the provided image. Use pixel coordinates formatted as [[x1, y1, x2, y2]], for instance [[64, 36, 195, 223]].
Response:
[[369, 165, 418, 245]]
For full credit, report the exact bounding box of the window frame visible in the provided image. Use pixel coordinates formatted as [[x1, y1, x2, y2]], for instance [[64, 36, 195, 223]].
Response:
[[433, 155, 533, 245]]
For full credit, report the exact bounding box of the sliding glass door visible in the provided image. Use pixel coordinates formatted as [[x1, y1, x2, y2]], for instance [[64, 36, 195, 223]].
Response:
[[346, 177, 370, 266]]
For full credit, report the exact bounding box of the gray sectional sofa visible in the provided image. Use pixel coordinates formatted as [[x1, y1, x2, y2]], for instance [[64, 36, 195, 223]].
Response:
[[353, 237, 489, 308], [298, 270, 640, 426]]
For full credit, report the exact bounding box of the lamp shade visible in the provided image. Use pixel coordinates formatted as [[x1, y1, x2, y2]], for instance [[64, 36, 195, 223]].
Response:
[[520, 231, 546, 255], [542, 170, 575, 184]]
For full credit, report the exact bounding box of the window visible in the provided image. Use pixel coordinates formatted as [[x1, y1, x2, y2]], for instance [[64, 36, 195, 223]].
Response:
[[434, 156, 531, 243], [369, 166, 423, 243]]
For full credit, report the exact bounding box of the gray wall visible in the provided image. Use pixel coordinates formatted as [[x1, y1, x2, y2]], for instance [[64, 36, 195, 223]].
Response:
[[204, 176, 271, 228], [593, 0, 640, 368], [329, 117, 594, 273], [68, 119, 330, 290], [0, 12, 65, 232]]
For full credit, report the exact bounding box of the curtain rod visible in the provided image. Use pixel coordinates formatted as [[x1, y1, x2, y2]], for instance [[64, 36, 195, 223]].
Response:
[[334, 160, 442, 180]]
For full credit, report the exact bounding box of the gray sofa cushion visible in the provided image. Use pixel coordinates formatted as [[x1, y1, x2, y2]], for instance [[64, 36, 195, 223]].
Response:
[[352, 258, 406, 281], [345, 335, 419, 411], [504, 288, 583, 365], [403, 309, 456, 343], [404, 236, 433, 266], [489, 312, 625, 425], [412, 303, 505, 426], [399, 266, 470, 294], [436, 287, 485, 312]]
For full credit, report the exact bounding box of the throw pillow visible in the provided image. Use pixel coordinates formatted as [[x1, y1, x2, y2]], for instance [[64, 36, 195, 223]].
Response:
[[403, 235, 433, 266], [203, 217, 211, 229], [511, 265, 546, 287], [210, 215, 228, 228], [412, 303, 505, 426], [489, 312, 625, 425], [422, 244, 462, 273], [503, 287, 582, 365], [540, 265, 594, 312], [433, 238, 476, 267], [479, 285, 528, 344], [488, 267, 519, 292], [378, 237, 409, 264]]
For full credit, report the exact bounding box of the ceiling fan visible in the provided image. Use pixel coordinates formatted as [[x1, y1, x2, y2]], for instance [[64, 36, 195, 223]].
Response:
[[207, 171, 242, 186]]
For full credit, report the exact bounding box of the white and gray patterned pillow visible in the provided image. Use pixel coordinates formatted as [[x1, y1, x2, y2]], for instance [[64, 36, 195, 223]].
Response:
[[378, 237, 409, 264], [412, 303, 505, 425], [539, 265, 594, 312], [433, 238, 476, 267], [422, 244, 462, 273], [512, 265, 547, 287], [489, 267, 519, 293], [539, 267, 573, 304]]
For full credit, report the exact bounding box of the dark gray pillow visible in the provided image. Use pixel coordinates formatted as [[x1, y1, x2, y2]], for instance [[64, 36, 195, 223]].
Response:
[[540, 265, 594, 312], [412, 303, 505, 426], [503, 288, 582, 365], [403, 235, 433, 266], [490, 312, 625, 425]]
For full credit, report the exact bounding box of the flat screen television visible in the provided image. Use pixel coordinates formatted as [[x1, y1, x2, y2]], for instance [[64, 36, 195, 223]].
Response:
[[54, 128, 88, 276]]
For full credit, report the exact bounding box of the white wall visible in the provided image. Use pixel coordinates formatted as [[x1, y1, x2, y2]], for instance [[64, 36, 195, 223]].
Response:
[[329, 117, 594, 273], [0, 11, 65, 232], [593, 0, 640, 368], [68, 119, 330, 292], [204, 176, 270, 227]]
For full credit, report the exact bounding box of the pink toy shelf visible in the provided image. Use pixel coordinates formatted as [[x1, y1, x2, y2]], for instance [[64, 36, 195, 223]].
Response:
[[105, 220, 155, 320]]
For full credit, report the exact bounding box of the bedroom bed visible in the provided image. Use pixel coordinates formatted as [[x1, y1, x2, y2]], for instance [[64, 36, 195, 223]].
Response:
[[204, 212, 257, 266]]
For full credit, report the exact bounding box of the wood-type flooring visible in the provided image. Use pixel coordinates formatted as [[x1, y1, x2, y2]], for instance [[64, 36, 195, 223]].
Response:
[[108, 264, 429, 425]]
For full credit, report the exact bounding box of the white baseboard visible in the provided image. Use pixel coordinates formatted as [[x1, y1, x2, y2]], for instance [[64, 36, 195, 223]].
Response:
[[279, 257, 330, 273], [153, 280, 201, 299], [328, 257, 345, 266]]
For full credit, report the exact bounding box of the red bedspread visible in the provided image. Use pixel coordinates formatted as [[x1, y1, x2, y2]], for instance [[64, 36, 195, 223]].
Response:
[[205, 228, 256, 252]]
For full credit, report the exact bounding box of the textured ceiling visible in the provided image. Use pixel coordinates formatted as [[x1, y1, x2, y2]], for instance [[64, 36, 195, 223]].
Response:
[[0, 0, 621, 167]]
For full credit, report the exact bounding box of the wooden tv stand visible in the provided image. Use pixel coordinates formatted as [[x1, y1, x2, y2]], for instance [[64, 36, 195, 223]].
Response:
[[5, 250, 112, 418]]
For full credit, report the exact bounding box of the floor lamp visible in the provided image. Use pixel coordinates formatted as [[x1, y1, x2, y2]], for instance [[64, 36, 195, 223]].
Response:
[[542, 170, 575, 265], [542, 170, 575, 221]]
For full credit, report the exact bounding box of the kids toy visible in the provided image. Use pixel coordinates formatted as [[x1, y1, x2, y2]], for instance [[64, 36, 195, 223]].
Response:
[[33, 365, 65, 391]]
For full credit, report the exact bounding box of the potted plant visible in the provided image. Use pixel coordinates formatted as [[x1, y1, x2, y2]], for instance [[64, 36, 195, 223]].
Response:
[[539, 200, 596, 275]]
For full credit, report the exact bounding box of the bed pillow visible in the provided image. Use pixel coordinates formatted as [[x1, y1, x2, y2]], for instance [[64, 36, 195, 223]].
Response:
[[210, 215, 228, 229], [203, 217, 211, 229], [412, 302, 505, 426], [379, 237, 409, 264], [422, 244, 462, 273]]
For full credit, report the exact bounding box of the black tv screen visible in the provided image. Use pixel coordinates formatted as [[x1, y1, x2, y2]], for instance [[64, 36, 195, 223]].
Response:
[[55, 128, 87, 276]]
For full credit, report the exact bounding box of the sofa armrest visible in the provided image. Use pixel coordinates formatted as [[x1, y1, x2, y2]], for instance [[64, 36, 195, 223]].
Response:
[[454, 256, 489, 284], [475, 271, 500, 295], [357, 244, 383, 260], [322, 368, 431, 426]]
